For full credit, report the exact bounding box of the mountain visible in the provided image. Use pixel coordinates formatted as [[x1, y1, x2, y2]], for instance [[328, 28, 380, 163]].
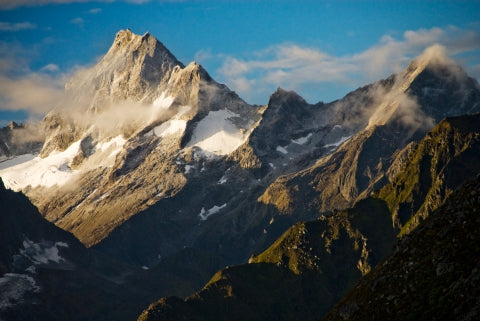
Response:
[[0, 29, 261, 251], [1, 30, 480, 316], [322, 173, 480, 321], [259, 46, 480, 216], [136, 112, 480, 321], [0, 177, 230, 321], [0, 178, 142, 321]]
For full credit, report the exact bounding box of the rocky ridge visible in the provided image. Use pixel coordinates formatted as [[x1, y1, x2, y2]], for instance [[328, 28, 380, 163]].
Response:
[[136, 112, 480, 321], [323, 173, 480, 321]]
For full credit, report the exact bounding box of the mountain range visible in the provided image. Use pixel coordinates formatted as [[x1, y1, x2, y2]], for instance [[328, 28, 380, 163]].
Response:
[[1, 30, 479, 320]]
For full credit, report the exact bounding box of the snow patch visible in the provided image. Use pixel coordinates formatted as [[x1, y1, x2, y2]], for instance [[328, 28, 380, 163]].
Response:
[[20, 239, 68, 265], [218, 175, 228, 184], [187, 109, 250, 155], [291, 133, 312, 145], [184, 164, 193, 174], [152, 92, 174, 110], [324, 136, 352, 148], [0, 273, 40, 309], [153, 119, 187, 138], [97, 135, 127, 158], [199, 203, 227, 220], [276, 146, 288, 154]]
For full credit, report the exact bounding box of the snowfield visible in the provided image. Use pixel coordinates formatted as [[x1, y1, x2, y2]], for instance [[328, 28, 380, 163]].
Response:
[[187, 109, 251, 155], [0, 140, 82, 190], [0, 136, 126, 191], [0, 154, 36, 170]]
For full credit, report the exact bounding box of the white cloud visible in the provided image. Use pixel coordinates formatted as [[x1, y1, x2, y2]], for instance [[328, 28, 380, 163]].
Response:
[[0, 45, 68, 117], [70, 17, 84, 26], [88, 8, 102, 14], [0, 21, 36, 31], [0, 70, 67, 116], [217, 26, 480, 103], [40, 63, 60, 72]]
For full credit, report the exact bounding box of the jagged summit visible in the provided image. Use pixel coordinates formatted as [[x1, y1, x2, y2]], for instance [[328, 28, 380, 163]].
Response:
[[270, 87, 309, 106], [365, 45, 479, 131], [0, 29, 263, 248], [65, 29, 183, 109]]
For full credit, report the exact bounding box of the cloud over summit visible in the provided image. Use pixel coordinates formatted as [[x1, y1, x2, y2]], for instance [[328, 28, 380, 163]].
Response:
[[215, 26, 480, 104]]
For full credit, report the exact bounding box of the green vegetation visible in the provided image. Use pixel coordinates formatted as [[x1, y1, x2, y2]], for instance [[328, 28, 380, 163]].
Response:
[[323, 174, 480, 321], [376, 114, 480, 236]]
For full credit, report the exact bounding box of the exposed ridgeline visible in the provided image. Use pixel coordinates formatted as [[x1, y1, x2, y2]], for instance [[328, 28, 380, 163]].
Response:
[[259, 45, 480, 216], [323, 173, 480, 321], [137, 113, 480, 321], [94, 44, 480, 273]]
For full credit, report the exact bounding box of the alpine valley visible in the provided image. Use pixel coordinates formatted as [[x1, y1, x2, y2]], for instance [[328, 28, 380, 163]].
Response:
[[1, 30, 480, 321]]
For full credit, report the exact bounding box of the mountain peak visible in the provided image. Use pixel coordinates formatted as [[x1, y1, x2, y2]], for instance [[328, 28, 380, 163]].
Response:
[[398, 44, 465, 91], [106, 29, 180, 66], [65, 29, 184, 108], [270, 87, 307, 104], [415, 44, 454, 68], [114, 28, 134, 45]]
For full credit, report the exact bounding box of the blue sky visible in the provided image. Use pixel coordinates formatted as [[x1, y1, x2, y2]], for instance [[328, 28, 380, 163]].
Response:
[[0, 0, 479, 126]]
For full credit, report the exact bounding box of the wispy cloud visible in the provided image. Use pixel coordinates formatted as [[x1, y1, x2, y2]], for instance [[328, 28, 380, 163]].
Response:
[[40, 64, 60, 72], [215, 26, 480, 103], [0, 21, 36, 31], [88, 8, 102, 14], [0, 45, 68, 118], [0, 0, 156, 10], [70, 17, 84, 27]]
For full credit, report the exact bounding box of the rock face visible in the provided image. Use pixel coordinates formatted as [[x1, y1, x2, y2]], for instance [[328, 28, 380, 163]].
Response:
[[1, 30, 262, 251], [322, 173, 480, 321], [0, 122, 44, 160], [136, 113, 480, 321], [258, 49, 480, 217], [0, 178, 143, 321], [0, 178, 227, 321]]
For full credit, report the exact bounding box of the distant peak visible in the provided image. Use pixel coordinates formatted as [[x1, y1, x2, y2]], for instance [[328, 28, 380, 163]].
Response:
[[8, 121, 20, 130], [271, 87, 305, 102], [405, 44, 458, 76], [415, 44, 454, 67]]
